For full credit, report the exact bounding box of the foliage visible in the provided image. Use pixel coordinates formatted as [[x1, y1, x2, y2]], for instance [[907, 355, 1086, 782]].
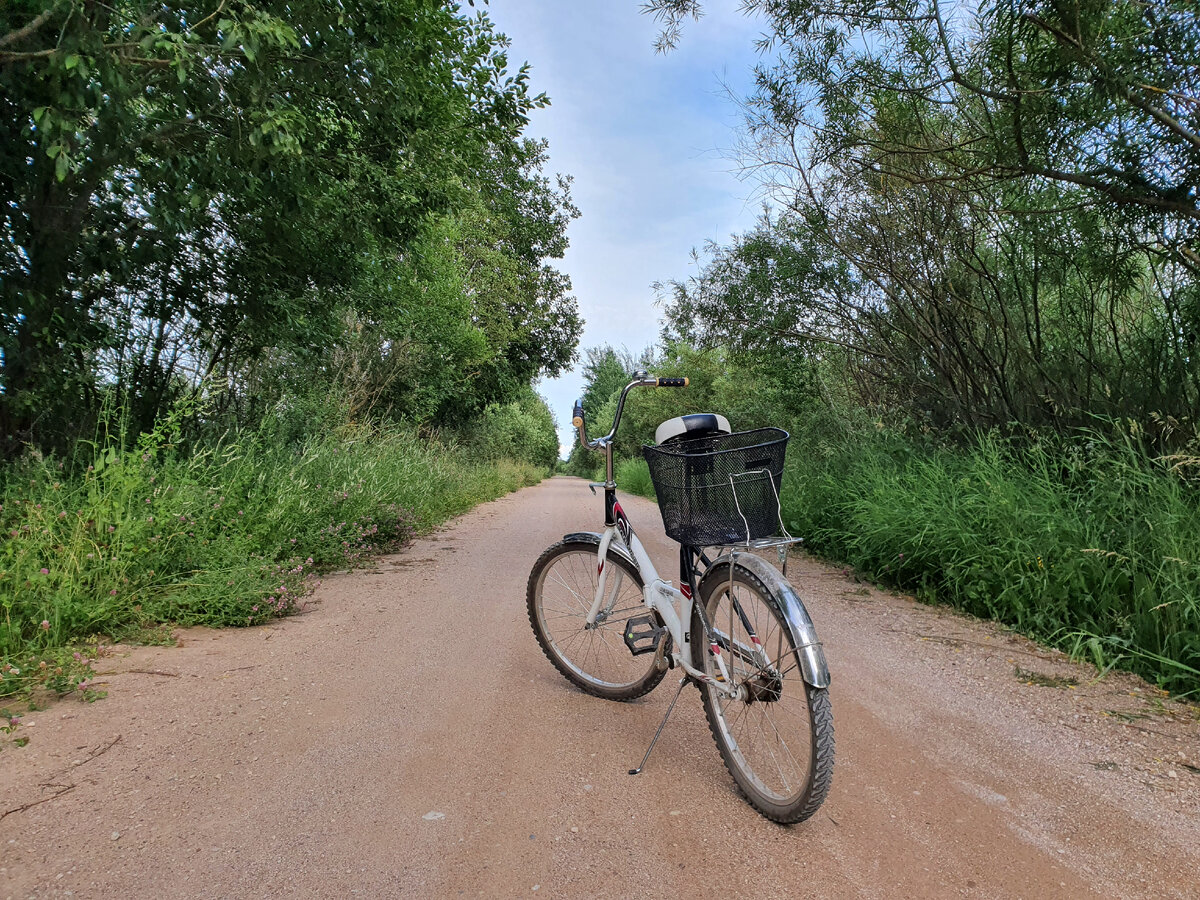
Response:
[[561, 344, 653, 476], [615, 458, 656, 500], [649, 0, 1200, 438], [649, 0, 1200, 239], [639, 2, 1200, 694], [579, 345, 653, 421], [0, 403, 550, 690], [569, 340, 1200, 693], [568, 340, 823, 471], [1, 0, 580, 454], [0, 1, 573, 705], [467, 388, 561, 471], [778, 415, 1200, 695], [563, 340, 824, 504]]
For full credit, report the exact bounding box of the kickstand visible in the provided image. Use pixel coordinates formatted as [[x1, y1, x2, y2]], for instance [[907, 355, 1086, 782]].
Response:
[[628, 678, 691, 776]]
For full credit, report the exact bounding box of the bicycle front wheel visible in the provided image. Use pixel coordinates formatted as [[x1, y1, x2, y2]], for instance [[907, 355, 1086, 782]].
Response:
[[693, 561, 834, 823], [528, 539, 666, 701]]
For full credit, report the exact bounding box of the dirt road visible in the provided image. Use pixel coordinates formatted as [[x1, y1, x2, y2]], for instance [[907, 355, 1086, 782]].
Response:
[[2, 477, 1198, 899]]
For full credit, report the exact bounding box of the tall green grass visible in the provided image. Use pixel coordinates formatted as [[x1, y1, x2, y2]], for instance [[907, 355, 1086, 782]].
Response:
[[780, 419, 1200, 695], [562, 457, 656, 501], [1, 417, 544, 697], [614, 457, 656, 500]]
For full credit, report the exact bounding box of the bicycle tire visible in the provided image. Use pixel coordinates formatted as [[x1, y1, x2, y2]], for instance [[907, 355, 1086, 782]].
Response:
[[692, 561, 834, 823], [528, 539, 666, 701]]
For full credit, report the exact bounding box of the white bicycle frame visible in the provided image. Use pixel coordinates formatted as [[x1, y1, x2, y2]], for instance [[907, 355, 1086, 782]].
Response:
[[587, 520, 742, 696], [570, 372, 829, 700]]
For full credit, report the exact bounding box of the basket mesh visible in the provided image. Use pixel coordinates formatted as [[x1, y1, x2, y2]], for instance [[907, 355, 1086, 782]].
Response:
[[642, 427, 788, 546]]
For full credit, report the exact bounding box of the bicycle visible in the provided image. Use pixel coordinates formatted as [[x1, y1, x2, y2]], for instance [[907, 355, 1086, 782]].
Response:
[[526, 372, 834, 824]]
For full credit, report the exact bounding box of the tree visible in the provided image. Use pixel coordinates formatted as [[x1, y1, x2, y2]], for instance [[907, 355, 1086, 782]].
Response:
[[1, 0, 575, 451], [441, 138, 582, 421], [2, 0, 301, 449], [658, 208, 851, 360], [579, 346, 640, 420], [647, 0, 1200, 435], [646, 1, 1199, 265]]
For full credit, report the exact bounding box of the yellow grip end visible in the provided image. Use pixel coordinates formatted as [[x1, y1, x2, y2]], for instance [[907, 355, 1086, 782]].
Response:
[[683, 377, 689, 386], [572, 416, 583, 428]]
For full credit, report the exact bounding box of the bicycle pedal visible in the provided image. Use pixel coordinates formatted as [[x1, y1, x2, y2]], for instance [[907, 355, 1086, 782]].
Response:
[[623, 615, 666, 656]]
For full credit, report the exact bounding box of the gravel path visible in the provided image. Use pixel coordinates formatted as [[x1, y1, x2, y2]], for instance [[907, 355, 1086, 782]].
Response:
[[2, 476, 1197, 898]]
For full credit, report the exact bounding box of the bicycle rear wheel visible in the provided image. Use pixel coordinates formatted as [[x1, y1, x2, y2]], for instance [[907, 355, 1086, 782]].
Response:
[[528, 539, 666, 701], [692, 561, 834, 823]]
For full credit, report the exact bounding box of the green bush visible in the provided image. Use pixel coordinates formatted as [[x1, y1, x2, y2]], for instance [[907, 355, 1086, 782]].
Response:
[[615, 457, 656, 500], [778, 418, 1200, 695], [565, 341, 1200, 693], [0, 413, 544, 695], [466, 388, 560, 470]]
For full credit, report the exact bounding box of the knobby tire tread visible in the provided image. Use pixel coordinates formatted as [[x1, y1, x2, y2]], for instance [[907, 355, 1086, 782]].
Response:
[[694, 561, 835, 824]]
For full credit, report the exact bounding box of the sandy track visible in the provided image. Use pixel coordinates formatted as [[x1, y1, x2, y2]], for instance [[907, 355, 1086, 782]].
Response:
[[2, 476, 1198, 899]]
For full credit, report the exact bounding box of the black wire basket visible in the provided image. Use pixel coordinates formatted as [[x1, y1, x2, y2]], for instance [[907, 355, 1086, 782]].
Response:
[[642, 427, 789, 546]]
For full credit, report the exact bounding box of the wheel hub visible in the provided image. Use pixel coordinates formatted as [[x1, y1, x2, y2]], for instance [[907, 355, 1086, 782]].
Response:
[[743, 668, 783, 704]]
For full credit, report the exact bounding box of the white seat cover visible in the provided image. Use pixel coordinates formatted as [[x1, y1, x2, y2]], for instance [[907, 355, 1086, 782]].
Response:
[[655, 413, 732, 445]]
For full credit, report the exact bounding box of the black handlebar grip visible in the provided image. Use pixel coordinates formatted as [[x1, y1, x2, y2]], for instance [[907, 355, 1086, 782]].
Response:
[[656, 377, 689, 388], [572, 399, 584, 428]]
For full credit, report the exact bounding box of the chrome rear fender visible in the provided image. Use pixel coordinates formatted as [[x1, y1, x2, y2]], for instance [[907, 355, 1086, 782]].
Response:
[[699, 551, 831, 689]]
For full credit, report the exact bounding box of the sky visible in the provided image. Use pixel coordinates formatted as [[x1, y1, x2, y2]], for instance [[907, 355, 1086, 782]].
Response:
[[482, 1, 771, 456]]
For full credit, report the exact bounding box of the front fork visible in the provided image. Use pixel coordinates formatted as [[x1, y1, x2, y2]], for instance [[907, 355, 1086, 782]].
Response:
[[585, 528, 741, 698], [585, 528, 624, 628]]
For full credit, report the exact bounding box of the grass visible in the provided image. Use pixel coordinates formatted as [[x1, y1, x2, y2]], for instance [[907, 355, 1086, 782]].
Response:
[[0, 416, 546, 701], [562, 456, 657, 500], [614, 457, 656, 500], [778, 417, 1200, 696], [500, 405, 1200, 697]]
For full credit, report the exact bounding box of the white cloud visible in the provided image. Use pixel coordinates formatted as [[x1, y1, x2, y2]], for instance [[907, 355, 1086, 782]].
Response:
[[485, 2, 767, 455]]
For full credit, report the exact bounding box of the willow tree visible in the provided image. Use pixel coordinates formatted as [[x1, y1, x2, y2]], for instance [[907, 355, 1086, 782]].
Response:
[[648, 0, 1200, 433]]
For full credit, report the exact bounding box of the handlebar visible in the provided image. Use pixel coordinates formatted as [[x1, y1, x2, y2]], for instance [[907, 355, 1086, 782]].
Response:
[[573, 372, 689, 453]]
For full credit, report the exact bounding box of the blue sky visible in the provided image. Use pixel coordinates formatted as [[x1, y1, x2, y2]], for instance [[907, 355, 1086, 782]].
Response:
[[482, 1, 769, 455]]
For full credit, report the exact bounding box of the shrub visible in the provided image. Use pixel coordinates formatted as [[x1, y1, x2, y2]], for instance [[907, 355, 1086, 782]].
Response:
[[779, 420, 1200, 694], [0, 413, 544, 685], [615, 457, 656, 500]]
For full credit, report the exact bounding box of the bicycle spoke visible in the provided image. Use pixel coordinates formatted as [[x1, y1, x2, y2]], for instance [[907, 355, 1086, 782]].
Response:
[[531, 546, 661, 698], [547, 570, 589, 609], [695, 563, 830, 817]]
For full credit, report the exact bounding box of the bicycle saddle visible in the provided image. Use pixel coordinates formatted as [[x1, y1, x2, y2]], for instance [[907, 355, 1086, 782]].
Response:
[[654, 413, 731, 445]]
